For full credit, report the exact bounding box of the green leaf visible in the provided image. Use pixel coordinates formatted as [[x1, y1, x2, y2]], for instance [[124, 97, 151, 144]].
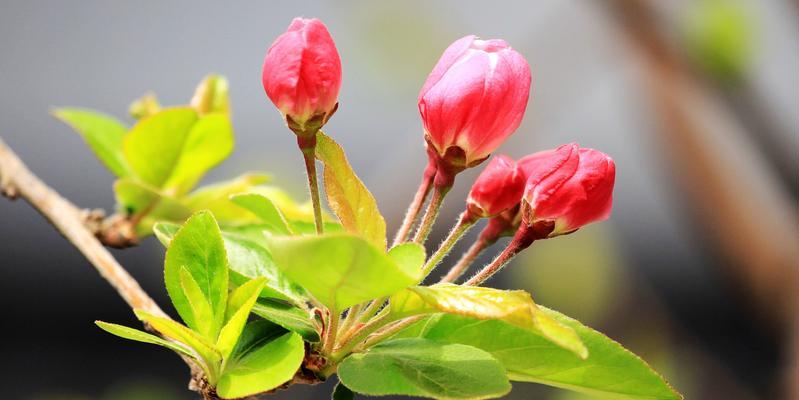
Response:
[[230, 193, 292, 235], [183, 173, 270, 224], [338, 338, 511, 399], [162, 113, 234, 195], [217, 278, 266, 360], [332, 381, 355, 400], [155, 221, 306, 303], [123, 107, 199, 187], [315, 131, 386, 249], [228, 320, 288, 361], [216, 331, 304, 399], [402, 311, 682, 400], [387, 242, 426, 273], [179, 267, 215, 340], [389, 284, 587, 358], [223, 233, 307, 303], [164, 211, 228, 335], [95, 321, 196, 359], [153, 221, 180, 246], [252, 299, 320, 342], [134, 310, 221, 382], [265, 233, 421, 311], [54, 108, 132, 178]]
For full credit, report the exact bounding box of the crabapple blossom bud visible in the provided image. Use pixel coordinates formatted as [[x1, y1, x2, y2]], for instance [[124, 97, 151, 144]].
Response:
[[466, 155, 526, 219], [419, 35, 531, 180], [262, 18, 342, 137], [520, 143, 615, 237]]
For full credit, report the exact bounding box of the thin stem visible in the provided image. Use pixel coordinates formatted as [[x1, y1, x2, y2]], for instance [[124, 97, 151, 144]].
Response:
[[412, 185, 450, 244], [421, 212, 477, 279], [357, 315, 425, 351], [0, 138, 164, 317], [301, 147, 324, 234], [440, 237, 491, 283], [322, 311, 340, 356], [392, 164, 435, 247], [465, 224, 538, 286], [338, 304, 362, 338], [332, 310, 393, 360], [357, 298, 385, 323]]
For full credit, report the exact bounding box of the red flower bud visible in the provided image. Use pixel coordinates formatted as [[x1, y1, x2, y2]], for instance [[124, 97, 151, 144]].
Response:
[[520, 143, 615, 236], [419, 35, 532, 169], [466, 155, 526, 218], [262, 18, 342, 132]]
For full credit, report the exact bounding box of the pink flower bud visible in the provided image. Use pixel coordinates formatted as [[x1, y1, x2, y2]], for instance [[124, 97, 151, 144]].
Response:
[[262, 18, 342, 133], [466, 155, 526, 218], [520, 143, 615, 236], [419, 35, 532, 169]]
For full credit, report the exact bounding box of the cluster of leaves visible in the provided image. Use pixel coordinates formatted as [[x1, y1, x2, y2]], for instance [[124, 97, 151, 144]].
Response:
[[67, 77, 680, 399], [55, 75, 317, 240]]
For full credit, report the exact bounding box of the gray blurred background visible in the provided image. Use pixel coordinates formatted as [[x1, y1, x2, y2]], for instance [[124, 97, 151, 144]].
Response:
[[1, 1, 798, 399]]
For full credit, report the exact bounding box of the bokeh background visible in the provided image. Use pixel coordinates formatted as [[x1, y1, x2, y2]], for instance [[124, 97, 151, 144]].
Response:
[[1, 1, 798, 399]]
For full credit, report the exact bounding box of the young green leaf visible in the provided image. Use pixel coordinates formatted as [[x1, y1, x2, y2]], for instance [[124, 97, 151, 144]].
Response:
[[179, 267, 215, 340], [114, 179, 192, 223], [251, 299, 320, 342], [123, 107, 199, 187], [223, 234, 307, 303], [337, 338, 511, 399], [153, 221, 180, 246], [230, 193, 292, 235], [265, 233, 421, 311], [191, 75, 230, 115], [53, 108, 132, 178], [387, 242, 426, 273], [164, 211, 228, 334], [216, 332, 304, 399], [95, 321, 196, 359], [183, 173, 270, 223], [217, 278, 266, 360], [155, 221, 306, 303], [401, 311, 682, 400], [389, 284, 587, 358], [228, 320, 288, 361], [162, 113, 234, 195], [134, 310, 221, 382], [315, 131, 386, 249], [332, 381, 356, 400]]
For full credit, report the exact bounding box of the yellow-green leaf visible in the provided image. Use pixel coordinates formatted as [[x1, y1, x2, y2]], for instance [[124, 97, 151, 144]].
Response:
[[53, 108, 132, 178], [315, 131, 386, 249], [390, 284, 587, 358], [123, 107, 199, 187], [95, 321, 197, 360], [265, 233, 420, 311], [162, 113, 234, 195], [217, 278, 266, 360], [216, 332, 304, 399]]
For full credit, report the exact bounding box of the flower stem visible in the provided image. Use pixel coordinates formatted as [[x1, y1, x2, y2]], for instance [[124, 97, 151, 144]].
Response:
[[332, 309, 392, 360], [440, 237, 491, 283], [464, 223, 543, 286], [392, 163, 435, 247], [412, 185, 449, 244], [357, 315, 425, 351], [337, 304, 362, 338], [421, 212, 477, 279], [322, 310, 340, 356], [298, 136, 324, 234]]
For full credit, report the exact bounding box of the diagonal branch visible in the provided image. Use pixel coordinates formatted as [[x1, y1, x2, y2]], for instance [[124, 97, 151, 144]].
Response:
[[0, 137, 165, 316]]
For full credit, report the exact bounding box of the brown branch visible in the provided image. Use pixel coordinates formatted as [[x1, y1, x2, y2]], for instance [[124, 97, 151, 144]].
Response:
[[0, 137, 163, 315]]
